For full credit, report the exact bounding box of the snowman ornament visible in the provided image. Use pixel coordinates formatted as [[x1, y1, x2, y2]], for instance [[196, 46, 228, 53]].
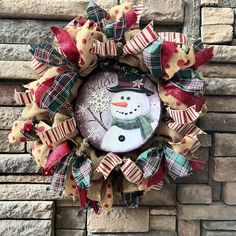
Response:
[[101, 75, 161, 153]]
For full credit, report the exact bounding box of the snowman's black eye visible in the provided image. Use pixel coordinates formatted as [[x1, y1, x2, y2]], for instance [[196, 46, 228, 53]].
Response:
[[121, 96, 124, 99], [127, 97, 130, 100]]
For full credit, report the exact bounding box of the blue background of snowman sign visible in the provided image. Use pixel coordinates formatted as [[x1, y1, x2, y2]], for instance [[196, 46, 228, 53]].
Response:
[[75, 64, 161, 153]]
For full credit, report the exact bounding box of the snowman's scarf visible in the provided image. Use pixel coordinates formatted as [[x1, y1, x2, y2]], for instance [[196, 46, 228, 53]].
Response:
[[112, 114, 153, 139]]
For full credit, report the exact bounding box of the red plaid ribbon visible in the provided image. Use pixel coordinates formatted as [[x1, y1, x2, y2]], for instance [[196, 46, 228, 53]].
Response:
[[123, 21, 158, 55]]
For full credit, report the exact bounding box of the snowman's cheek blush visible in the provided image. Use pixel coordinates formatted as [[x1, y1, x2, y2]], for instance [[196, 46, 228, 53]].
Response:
[[74, 69, 161, 153]]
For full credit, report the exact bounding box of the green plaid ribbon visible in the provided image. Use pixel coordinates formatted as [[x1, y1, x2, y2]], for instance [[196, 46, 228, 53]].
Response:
[[136, 148, 162, 179], [87, 0, 108, 24], [112, 114, 153, 139], [121, 191, 141, 208], [192, 38, 204, 53], [143, 40, 163, 79], [105, 14, 126, 40], [40, 72, 80, 115], [30, 44, 72, 67], [162, 144, 192, 179], [171, 69, 206, 93], [49, 151, 74, 195], [72, 154, 92, 190]]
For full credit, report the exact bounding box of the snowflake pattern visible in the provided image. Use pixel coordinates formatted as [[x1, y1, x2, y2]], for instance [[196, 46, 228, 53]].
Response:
[[88, 127, 99, 141], [88, 91, 111, 113], [76, 104, 87, 116]]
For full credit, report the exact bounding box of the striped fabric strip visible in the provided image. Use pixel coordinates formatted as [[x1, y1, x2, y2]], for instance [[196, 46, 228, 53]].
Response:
[[91, 40, 117, 56], [158, 32, 187, 45], [38, 117, 78, 146], [95, 152, 123, 179], [14, 89, 33, 105], [167, 105, 200, 124], [167, 122, 205, 137], [120, 159, 143, 184], [32, 56, 50, 76], [132, 2, 144, 27], [148, 180, 164, 191], [123, 21, 158, 55]]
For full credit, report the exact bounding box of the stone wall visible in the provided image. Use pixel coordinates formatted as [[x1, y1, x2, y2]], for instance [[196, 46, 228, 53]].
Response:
[[0, 0, 235, 235]]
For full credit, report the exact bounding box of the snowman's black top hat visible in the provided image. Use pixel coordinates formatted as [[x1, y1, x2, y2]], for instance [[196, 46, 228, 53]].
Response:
[[107, 64, 154, 96]]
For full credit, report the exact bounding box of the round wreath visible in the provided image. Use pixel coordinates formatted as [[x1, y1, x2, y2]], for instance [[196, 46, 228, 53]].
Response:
[[8, 1, 213, 213]]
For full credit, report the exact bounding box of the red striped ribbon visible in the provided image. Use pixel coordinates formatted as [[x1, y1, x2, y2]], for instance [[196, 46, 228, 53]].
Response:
[[32, 56, 50, 76], [167, 105, 200, 124], [38, 117, 78, 147], [14, 89, 33, 105], [123, 21, 158, 55], [91, 40, 118, 56], [158, 32, 187, 45], [95, 153, 143, 184]]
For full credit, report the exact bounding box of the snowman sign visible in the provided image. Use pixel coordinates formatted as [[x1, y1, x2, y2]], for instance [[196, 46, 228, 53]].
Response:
[[75, 64, 161, 153]]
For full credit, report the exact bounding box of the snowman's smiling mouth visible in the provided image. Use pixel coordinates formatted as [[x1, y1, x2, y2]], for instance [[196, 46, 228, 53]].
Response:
[[115, 105, 140, 115]]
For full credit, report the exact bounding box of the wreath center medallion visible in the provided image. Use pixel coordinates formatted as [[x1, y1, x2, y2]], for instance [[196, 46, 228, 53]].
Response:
[[75, 66, 161, 153]]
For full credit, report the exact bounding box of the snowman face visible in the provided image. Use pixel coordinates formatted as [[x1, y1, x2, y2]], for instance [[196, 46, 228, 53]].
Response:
[[110, 91, 150, 119]]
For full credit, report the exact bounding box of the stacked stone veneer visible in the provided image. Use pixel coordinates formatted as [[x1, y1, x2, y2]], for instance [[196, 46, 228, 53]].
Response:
[[0, 0, 235, 235]]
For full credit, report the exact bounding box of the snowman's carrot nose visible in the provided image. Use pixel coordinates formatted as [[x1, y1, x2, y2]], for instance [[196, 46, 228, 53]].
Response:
[[111, 101, 128, 107]]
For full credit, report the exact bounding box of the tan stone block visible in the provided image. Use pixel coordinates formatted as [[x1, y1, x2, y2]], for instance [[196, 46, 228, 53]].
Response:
[[201, 64, 236, 78], [141, 184, 176, 206], [202, 229, 236, 236], [56, 207, 86, 229], [201, 0, 218, 6], [0, 220, 53, 236], [202, 220, 236, 230], [199, 113, 236, 132], [177, 184, 212, 204], [0, 184, 63, 200], [209, 157, 236, 181], [202, 7, 234, 25], [209, 45, 236, 63], [0, 0, 116, 20], [222, 182, 236, 205], [205, 78, 236, 96], [213, 134, 236, 156], [178, 202, 236, 220], [0, 201, 54, 219], [201, 25, 233, 43], [0, 107, 23, 129], [150, 207, 177, 216], [141, 0, 184, 24], [57, 230, 85, 236], [206, 96, 236, 112], [0, 130, 25, 153], [178, 220, 200, 236], [87, 207, 149, 233], [150, 215, 176, 231], [0, 61, 36, 80]]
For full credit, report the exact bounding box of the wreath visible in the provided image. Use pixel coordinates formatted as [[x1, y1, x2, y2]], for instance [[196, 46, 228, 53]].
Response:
[[8, 1, 213, 214]]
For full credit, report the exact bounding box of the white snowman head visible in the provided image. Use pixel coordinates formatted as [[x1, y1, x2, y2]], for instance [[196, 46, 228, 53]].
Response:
[[110, 91, 150, 119]]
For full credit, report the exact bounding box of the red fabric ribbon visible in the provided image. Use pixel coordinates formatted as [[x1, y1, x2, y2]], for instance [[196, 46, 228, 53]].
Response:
[[51, 26, 80, 64], [192, 47, 213, 69], [189, 159, 205, 171]]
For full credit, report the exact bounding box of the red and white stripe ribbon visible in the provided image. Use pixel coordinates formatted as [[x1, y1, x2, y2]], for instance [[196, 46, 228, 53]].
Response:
[[14, 89, 33, 105], [167, 122, 205, 137], [123, 21, 158, 55], [96, 153, 143, 184], [158, 32, 187, 45], [32, 56, 50, 77], [120, 159, 143, 184], [167, 105, 200, 124], [95, 152, 123, 179], [132, 2, 144, 27], [91, 40, 118, 56], [38, 117, 78, 146]]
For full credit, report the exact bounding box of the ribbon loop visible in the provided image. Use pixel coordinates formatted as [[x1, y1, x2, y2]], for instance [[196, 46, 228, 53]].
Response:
[[91, 40, 118, 56], [14, 89, 33, 105]]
